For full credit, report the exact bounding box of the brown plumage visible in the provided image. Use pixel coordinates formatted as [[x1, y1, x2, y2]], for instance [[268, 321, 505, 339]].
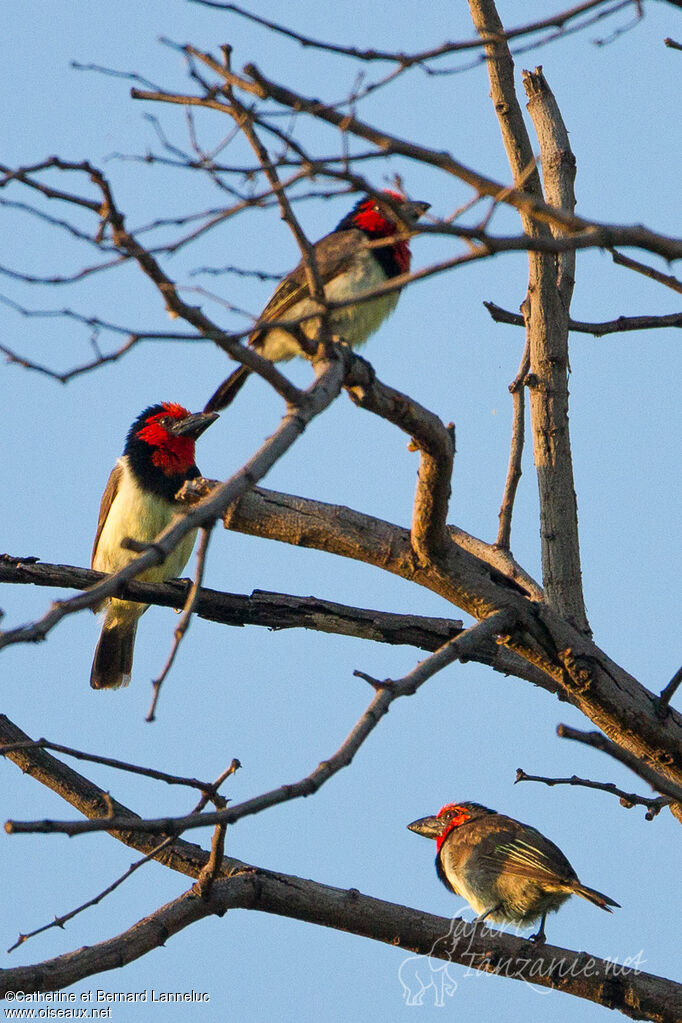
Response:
[[408, 801, 619, 943], [204, 190, 429, 413]]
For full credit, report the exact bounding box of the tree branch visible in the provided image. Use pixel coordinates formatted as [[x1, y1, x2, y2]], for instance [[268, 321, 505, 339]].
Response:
[[557, 724, 682, 806], [147, 525, 212, 721], [4, 871, 681, 1019], [484, 301, 682, 335], [343, 358, 455, 561], [0, 554, 465, 653], [468, 13, 588, 631], [497, 340, 530, 549], [657, 666, 682, 718], [215, 64, 682, 259], [189, 0, 637, 65], [514, 767, 671, 818], [610, 249, 682, 294], [189, 479, 682, 797], [5, 611, 515, 840], [2, 716, 680, 1018]]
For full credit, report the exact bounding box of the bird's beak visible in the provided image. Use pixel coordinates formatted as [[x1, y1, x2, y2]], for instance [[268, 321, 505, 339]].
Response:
[[168, 410, 219, 439], [407, 814, 443, 839], [403, 199, 430, 222]]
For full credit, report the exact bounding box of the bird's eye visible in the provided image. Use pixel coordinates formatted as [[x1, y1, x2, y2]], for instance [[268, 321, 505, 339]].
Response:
[[158, 416, 172, 429]]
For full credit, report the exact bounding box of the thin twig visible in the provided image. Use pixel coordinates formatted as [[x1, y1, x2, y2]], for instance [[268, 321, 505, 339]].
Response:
[[7, 835, 177, 953], [147, 526, 213, 722], [496, 339, 530, 548], [610, 249, 682, 294], [188, 1, 638, 65], [484, 300, 682, 335], [194, 44, 328, 310], [514, 767, 671, 819], [657, 665, 682, 718], [0, 159, 305, 404], [226, 63, 682, 260], [557, 723, 682, 804], [7, 758, 240, 953], [5, 613, 515, 839], [0, 737, 223, 794]]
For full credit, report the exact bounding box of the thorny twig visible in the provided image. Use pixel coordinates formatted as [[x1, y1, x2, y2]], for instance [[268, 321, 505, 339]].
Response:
[[514, 767, 671, 819]]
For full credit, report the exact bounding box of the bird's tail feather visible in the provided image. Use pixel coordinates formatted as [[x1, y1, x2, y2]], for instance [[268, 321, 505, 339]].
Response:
[[204, 365, 251, 413], [573, 883, 620, 912], [90, 621, 137, 689]]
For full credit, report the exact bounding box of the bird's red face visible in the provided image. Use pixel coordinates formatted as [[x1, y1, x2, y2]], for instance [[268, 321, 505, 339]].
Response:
[[350, 190, 420, 274], [136, 403, 199, 477], [352, 190, 408, 236], [434, 804, 474, 851], [407, 802, 480, 849]]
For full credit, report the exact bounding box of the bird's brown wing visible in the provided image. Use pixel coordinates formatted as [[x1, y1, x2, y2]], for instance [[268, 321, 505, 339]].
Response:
[[477, 830, 577, 886], [250, 229, 364, 346], [91, 461, 123, 566]]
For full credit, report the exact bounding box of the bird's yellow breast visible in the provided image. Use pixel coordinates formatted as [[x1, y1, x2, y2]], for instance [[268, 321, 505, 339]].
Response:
[[92, 458, 197, 583]]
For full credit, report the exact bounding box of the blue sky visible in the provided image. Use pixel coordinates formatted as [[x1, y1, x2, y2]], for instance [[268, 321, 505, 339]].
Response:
[[2, 1, 680, 1020]]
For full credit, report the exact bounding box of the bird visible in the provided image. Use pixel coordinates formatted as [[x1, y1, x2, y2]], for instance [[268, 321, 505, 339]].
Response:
[[204, 189, 430, 413], [89, 402, 218, 690], [407, 801, 619, 943]]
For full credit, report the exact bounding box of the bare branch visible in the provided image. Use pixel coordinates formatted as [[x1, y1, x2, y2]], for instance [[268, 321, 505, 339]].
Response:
[[6, 752, 240, 952], [0, 160, 305, 402], [5, 614, 515, 840], [657, 665, 682, 718], [497, 340, 530, 549], [147, 525, 213, 722], [214, 482, 682, 798], [557, 724, 682, 805], [225, 63, 682, 259], [2, 715, 680, 1014], [0, 737, 225, 796], [485, 300, 682, 335], [468, 12, 588, 631], [190, 44, 328, 310], [514, 767, 671, 819], [189, 1, 641, 66], [343, 358, 455, 560], [0, 553, 467, 652], [2, 866, 681, 1018], [524, 65, 577, 309], [7, 834, 178, 954], [610, 249, 682, 293]]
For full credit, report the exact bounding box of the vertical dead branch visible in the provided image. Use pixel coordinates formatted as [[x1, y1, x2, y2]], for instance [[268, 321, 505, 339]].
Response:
[[523, 65, 577, 311], [468, 0, 589, 634], [497, 339, 530, 549]]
